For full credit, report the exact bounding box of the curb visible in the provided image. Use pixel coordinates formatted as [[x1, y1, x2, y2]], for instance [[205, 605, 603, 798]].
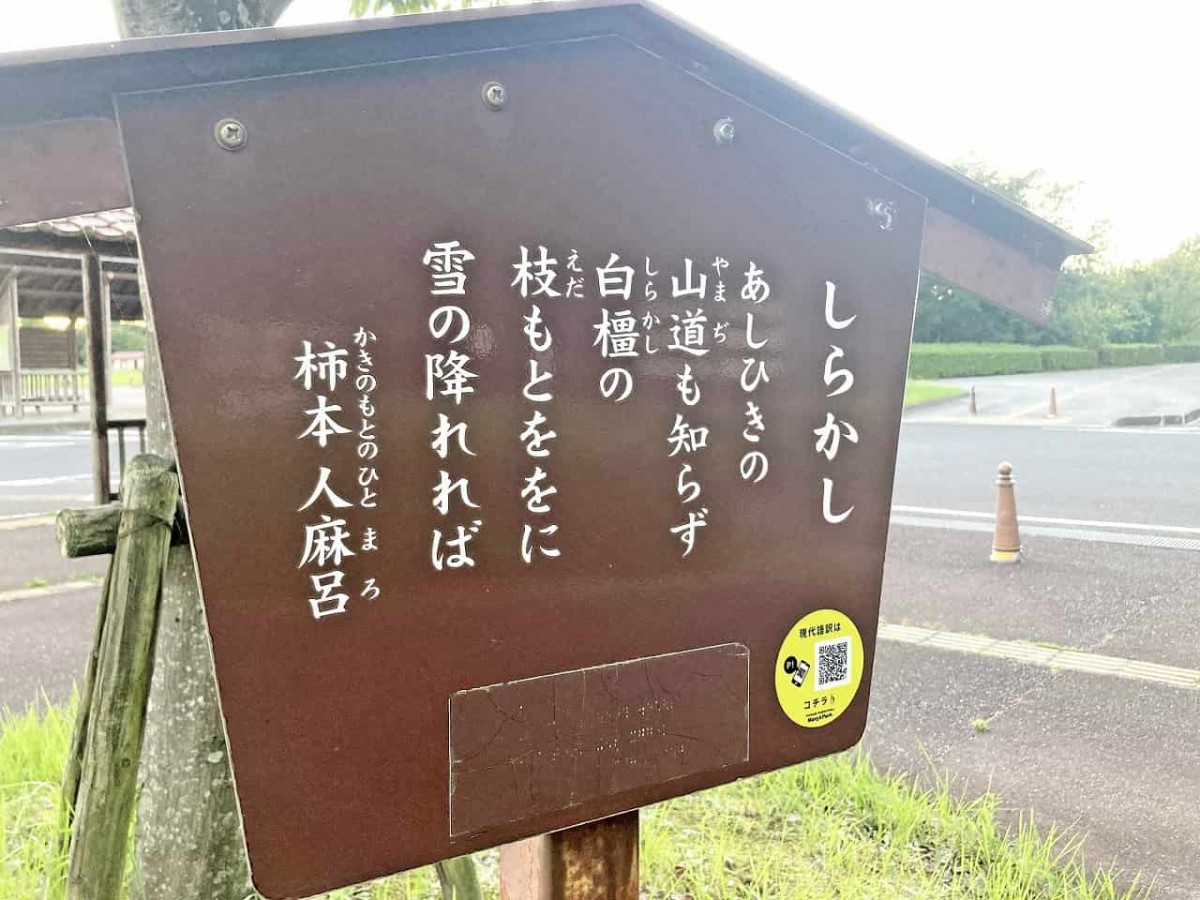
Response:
[[1113, 407, 1200, 428], [902, 390, 968, 416], [0, 580, 97, 606], [0, 419, 91, 436], [0, 514, 55, 531]]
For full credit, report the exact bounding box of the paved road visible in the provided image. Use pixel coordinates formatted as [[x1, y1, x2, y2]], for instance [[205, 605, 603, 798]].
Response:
[[0, 430, 146, 518], [908, 361, 1200, 427], [894, 420, 1200, 528], [2, 404, 1199, 896]]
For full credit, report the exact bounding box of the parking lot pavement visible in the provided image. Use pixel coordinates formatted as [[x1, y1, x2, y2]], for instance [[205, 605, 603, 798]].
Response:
[[906, 361, 1200, 427], [0, 586, 97, 712], [881, 525, 1200, 669], [0, 521, 106, 593], [865, 639, 1200, 900], [864, 523, 1200, 899]]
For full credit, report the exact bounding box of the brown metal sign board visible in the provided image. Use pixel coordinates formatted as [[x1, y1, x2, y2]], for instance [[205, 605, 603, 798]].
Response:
[[116, 26, 925, 900]]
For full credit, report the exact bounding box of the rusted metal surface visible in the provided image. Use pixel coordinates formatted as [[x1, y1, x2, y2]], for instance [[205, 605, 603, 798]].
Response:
[[450, 644, 748, 837], [500, 813, 639, 900], [920, 206, 1062, 324], [115, 31, 925, 897], [0, 118, 129, 227], [0, 2, 1088, 323]]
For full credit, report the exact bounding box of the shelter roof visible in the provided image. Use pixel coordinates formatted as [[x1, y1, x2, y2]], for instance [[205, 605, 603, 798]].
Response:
[[0, 211, 141, 320], [0, 0, 1089, 321]]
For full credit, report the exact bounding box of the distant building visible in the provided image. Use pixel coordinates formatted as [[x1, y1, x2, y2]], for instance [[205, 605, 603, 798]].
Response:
[[112, 349, 144, 371]]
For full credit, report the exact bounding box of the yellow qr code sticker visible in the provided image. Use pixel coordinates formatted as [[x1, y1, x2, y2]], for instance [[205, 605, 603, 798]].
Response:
[[774, 609, 864, 728]]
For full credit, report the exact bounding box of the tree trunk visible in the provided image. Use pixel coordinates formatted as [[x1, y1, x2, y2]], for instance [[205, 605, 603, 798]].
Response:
[[108, 6, 291, 897], [133, 287, 257, 900], [111, 0, 294, 38]]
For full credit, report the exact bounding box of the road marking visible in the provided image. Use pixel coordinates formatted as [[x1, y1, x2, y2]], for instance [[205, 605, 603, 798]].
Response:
[[0, 473, 91, 488], [1002, 366, 1162, 420], [890, 514, 1200, 552], [879, 623, 1200, 690], [892, 505, 1200, 536], [0, 580, 97, 606], [0, 514, 55, 530]]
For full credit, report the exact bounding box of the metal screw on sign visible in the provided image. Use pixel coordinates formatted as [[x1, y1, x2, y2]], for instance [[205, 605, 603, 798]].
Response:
[[482, 81, 507, 111], [214, 118, 247, 151], [713, 117, 736, 145]]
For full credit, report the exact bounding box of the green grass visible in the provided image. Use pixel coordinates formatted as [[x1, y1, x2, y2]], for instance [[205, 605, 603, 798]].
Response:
[[905, 380, 966, 408], [110, 369, 144, 388], [1, 701, 1146, 899]]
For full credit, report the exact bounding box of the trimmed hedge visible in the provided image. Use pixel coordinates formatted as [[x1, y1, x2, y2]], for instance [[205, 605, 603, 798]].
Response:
[[1098, 343, 1164, 367], [1165, 343, 1200, 363], [910, 342, 1198, 379], [1038, 345, 1099, 371], [908, 343, 1043, 379]]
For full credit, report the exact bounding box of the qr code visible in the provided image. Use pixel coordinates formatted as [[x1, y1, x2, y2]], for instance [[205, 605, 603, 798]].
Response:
[[815, 637, 851, 689]]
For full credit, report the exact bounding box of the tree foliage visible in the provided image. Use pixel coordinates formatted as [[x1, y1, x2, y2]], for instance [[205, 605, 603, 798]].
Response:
[[349, 0, 503, 16], [915, 161, 1200, 349]]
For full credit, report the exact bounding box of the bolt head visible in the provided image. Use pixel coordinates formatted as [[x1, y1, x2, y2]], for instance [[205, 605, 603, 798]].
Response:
[[214, 118, 247, 151], [482, 81, 507, 111], [713, 117, 736, 145]]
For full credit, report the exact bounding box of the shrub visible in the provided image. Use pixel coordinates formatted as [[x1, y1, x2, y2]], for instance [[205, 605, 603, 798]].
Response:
[[1039, 345, 1099, 371], [1098, 344, 1165, 367], [1164, 343, 1200, 363], [907, 343, 1043, 379]]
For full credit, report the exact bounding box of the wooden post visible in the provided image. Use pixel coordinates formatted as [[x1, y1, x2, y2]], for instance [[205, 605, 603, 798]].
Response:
[[69, 315, 80, 412], [66, 454, 178, 900], [6, 272, 22, 419], [61, 561, 114, 838], [436, 855, 485, 900], [83, 251, 110, 504], [500, 813, 639, 900], [101, 272, 114, 409]]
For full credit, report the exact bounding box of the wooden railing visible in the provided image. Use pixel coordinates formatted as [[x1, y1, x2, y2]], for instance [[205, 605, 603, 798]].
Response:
[[102, 418, 148, 502], [22, 368, 84, 411]]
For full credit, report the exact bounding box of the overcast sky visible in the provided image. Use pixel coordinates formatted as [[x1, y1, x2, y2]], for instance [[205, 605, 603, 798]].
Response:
[[1, 0, 1194, 264]]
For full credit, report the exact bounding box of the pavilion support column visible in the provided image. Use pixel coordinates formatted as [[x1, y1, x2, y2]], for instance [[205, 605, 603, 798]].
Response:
[[67, 316, 80, 412], [5, 273, 22, 419], [132, 276, 254, 900], [100, 273, 114, 409], [83, 252, 109, 503]]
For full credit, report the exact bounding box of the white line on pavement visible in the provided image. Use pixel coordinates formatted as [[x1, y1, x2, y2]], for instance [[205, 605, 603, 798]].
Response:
[[879, 623, 1200, 690], [890, 514, 1200, 552], [892, 505, 1200, 536], [0, 580, 97, 606], [0, 514, 55, 530], [0, 473, 91, 488]]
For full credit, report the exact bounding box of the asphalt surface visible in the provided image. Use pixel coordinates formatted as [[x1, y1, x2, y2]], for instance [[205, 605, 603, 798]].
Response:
[[0, 384, 145, 518], [2, 366, 1198, 897], [893, 419, 1200, 530], [909, 361, 1200, 427]]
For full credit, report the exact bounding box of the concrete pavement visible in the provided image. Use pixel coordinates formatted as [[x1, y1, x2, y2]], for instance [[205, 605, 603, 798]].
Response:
[[0, 519, 106, 592], [2, 389, 1199, 895], [907, 361, 1200, 428]]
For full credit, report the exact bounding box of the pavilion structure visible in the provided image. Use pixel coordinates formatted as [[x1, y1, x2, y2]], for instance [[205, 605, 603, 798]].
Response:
[[0, 209, 145, 502]]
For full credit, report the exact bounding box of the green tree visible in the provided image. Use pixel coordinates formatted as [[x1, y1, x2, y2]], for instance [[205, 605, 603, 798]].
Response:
[[914, 160, 1117, 347], [350, 0, 502, 14]]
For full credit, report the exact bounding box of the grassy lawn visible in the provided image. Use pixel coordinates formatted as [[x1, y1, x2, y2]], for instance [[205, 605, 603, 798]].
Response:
[[75, 370, 144, 390], [905, 380, 966, 408], [1, 701, 1144, 899]]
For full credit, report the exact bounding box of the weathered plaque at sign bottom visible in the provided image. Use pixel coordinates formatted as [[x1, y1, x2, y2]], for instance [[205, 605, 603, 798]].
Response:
[[116, 29, 925, 899]]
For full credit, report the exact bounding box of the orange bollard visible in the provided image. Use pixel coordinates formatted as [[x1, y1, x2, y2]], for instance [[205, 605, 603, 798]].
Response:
[[969, 386, 978, 416], [990, 461, 1022, 563], [1048, 387, 1058, 418]]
